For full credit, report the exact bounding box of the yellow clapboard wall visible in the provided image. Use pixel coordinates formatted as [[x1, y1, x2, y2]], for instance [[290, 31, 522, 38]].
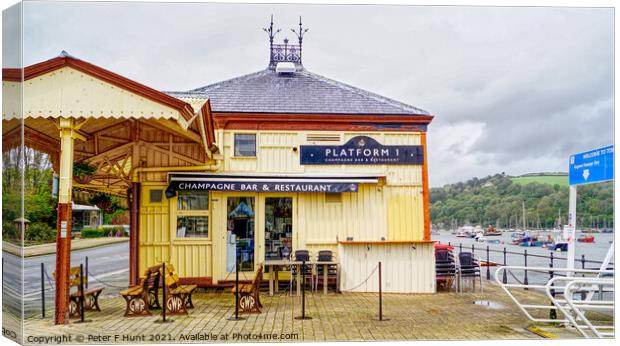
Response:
[[139, 184, 212, 278], [139, 129, 427, 282]]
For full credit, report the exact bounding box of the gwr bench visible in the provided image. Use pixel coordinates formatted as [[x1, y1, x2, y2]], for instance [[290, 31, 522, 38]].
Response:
[[161, 264, 197, 315], [120, 265, 161, 317], [231, 265, 263, 313], [53, 267, 104, 318]]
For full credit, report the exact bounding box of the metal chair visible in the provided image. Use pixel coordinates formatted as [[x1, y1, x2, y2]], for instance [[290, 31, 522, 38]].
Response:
[[314, 250, 338, 292], [289, 250, 314, 294], [435, 248, 458, 291], [458, 252, 483, 293]]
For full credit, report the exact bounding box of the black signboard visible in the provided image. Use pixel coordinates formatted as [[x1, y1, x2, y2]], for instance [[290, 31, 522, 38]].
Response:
[[165, 175, 359, 198], [300, 136, 424, 165]]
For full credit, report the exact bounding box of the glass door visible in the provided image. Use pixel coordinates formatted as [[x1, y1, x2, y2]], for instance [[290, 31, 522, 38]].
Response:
[[264, 197, 293, 261], [226, 197, 256, 272]]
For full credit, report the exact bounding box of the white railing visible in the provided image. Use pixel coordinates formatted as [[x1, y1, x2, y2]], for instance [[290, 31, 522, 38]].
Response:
[[494, 266, 614, 338]]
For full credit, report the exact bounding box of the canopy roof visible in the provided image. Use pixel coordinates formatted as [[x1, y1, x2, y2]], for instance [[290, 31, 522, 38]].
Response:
[[2, 52, 217, 196]]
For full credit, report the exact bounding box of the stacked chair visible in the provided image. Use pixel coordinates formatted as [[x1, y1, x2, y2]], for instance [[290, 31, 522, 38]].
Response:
[[458, 252, 483, 293], [435, 247, 458, 291]]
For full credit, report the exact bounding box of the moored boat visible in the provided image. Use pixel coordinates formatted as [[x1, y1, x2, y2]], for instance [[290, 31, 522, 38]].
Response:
[[577, 235, 595, 243]]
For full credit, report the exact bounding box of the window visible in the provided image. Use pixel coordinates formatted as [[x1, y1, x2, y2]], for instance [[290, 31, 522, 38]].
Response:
[[234, 134, 256, 157], [177, 216, 209, 238], [177, 191, 209, 210], [176, 191, 209, 238], [150, 189, 163, 203]]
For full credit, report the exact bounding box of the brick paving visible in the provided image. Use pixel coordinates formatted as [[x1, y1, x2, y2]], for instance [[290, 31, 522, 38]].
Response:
[[7, 282, 578, 344]]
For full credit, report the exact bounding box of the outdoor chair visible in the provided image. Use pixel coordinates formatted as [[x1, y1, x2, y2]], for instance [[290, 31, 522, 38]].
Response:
[[314, 250, 338, 292], [290, 250, 314, 293], [457, 252, 483, 293], [53, 267, 104, 318], [435, 248, 458, 291], [231, 265, 263, 313]]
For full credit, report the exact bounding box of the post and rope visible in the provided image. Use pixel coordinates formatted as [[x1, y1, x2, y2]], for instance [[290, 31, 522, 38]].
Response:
[[228, 255, 245, 321], [41, 263, 45, 318], [295, 260, 312, 320]]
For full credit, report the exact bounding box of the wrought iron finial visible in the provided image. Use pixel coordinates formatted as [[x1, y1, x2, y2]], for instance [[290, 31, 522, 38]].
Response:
[[291, 16, 309, 46], [291, 16, 309, 64], [263, 15, 281, 44], [267, 16, 306, 69]]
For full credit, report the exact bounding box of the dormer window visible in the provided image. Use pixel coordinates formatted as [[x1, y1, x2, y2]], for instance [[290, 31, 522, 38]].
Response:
[[234, 133, 256, 157]]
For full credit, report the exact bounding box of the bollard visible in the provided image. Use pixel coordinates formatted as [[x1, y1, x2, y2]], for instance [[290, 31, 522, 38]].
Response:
[[85, 256, 89, 289], [502, 247, 508, 284], [485, 246, 490, 280], [459, 243, 463, 254], [523, 249, 529, 289], [41, 263, 45, 318], [549, 253, 557, 319], [295, 261, 312, 320]]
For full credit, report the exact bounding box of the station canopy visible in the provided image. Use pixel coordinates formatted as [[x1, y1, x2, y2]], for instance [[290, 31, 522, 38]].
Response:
[[2, 51, 217, 197]]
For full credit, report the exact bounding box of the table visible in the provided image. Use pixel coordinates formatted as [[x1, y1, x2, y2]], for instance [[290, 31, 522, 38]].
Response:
[[263, 260, 340, 296]]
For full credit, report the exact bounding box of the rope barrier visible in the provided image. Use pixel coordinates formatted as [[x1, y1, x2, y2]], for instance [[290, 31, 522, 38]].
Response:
[[86, 271, 129, 289], [340, 263, 379, 292], [44, 270, 55, 290]]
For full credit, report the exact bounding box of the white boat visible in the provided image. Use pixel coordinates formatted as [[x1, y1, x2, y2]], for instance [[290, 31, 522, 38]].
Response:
[[455, 225, 475, 238]]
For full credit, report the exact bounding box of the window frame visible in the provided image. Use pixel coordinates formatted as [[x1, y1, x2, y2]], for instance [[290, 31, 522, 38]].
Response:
[[233, 133, 257, 158], [175, 191, 211, 240]]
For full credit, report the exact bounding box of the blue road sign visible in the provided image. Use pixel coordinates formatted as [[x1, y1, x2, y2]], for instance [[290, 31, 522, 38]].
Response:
[[569, 145, 614, 185]]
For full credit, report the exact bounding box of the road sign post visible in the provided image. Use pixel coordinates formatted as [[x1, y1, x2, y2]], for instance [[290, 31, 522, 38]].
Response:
[[567, 145, 613, 275]]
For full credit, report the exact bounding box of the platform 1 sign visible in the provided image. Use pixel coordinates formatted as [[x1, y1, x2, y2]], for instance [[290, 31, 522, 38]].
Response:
[[569, 145, 614, 186], [300, 136, 423, 165]]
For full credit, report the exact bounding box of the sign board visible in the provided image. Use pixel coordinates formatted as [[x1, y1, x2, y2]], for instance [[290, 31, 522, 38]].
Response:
[[300, 136, 423, 165], [164, 173, 378, 197], [60, 221, 67, 238], [569, 145, 614, 185], [166, 180, 358, 197]]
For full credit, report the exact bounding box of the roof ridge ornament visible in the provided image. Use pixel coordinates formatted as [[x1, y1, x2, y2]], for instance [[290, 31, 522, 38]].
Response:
[[263, 14, 281, 65], [266, 16, 308, 70], [291, 16, 309, 64]]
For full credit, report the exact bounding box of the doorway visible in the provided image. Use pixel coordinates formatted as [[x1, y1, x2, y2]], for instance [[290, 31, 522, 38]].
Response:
[[226, 197, 255, 272]]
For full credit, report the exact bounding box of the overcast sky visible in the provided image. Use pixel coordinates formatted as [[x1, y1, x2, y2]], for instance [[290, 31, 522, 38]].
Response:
[[3, 1, 614, 187]]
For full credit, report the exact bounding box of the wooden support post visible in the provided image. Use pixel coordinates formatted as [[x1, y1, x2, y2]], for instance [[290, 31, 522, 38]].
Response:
[[54, 118, 77, 325], [129, 182, 141, 285]]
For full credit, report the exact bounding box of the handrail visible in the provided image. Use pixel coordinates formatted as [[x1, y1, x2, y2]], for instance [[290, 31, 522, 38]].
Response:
[[542, 276, 614, 338], [495, 266, 614, 339]]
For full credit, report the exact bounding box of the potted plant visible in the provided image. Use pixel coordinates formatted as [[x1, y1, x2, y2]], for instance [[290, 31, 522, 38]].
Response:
[[88, 193, 115, 213], [73, 162, 97, 184]]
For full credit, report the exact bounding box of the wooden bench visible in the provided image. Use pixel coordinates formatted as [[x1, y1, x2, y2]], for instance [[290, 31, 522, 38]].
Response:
[[161, 264, 197, 315], [231, 265, 263, 313], [120, 266, 161, 317], [54, 267, 104, 318]]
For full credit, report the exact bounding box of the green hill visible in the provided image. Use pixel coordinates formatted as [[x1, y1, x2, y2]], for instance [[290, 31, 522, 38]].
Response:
[[431, 173, 612, 229], [510, 174, 568, 186]]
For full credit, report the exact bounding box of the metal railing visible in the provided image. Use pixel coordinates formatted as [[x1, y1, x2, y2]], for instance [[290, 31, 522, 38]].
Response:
[[494, 266, 614, 339], [438, 241, 614, 285]]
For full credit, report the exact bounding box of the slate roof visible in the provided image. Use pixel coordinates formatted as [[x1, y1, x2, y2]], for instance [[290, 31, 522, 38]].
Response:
[[165, 68, 429, 116]]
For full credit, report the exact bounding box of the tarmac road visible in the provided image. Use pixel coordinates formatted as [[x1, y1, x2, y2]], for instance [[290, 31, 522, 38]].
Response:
[[2, 242, 128, 318]]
